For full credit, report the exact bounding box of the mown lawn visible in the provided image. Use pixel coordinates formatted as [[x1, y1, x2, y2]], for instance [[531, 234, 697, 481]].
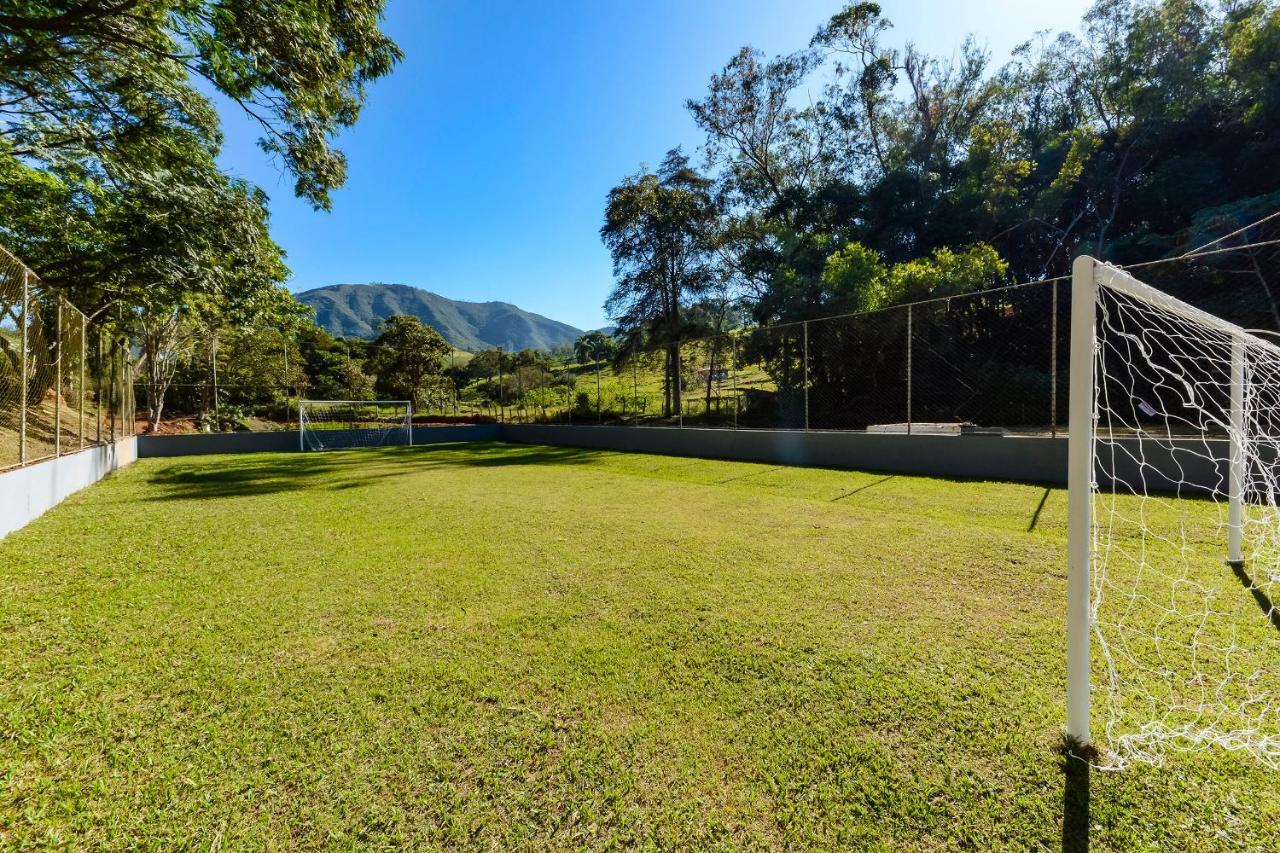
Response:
[[1, 442, 1277, 849]]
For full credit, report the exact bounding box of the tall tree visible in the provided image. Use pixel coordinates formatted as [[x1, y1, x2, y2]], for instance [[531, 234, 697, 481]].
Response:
[[601, 149, 719, 415], [365, 315, 452, 408]]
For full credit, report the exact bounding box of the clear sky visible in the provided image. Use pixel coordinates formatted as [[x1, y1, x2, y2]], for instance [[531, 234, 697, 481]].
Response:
[[213, 0, 1095, 332]]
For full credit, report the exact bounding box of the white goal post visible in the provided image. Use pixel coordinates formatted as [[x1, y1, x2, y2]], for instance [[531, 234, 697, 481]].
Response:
[[298, 400, 414, 451], [1068, 255, 1280, 768]]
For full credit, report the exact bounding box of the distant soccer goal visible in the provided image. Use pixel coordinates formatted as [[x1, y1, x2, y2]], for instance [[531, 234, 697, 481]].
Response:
[[298, 400, 413, 451], [1068, 256, 1280, 769]]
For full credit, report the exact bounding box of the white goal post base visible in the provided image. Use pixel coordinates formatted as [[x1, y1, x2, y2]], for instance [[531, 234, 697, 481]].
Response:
[[1067, 256, 1280, 769], [298, 400, 414, 452]]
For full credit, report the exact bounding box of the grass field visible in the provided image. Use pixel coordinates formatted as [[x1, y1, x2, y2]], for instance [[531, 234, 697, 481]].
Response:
[[2, 443, 1278, 849]]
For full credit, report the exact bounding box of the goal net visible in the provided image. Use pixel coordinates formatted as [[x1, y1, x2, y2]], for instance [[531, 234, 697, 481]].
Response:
[[298, 400, 412, 451], [1070, 257, 1280, 769]]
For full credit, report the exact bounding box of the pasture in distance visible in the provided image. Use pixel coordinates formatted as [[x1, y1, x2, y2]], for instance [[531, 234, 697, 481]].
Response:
[[2, 442, 1278, 849]]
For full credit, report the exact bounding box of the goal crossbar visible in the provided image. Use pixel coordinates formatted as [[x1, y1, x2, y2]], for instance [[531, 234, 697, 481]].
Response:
[[1095, 262, 1280, 356]]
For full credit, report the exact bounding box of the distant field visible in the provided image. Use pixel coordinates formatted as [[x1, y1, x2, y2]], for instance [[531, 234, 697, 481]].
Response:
[[1, 444, 1277, 848]]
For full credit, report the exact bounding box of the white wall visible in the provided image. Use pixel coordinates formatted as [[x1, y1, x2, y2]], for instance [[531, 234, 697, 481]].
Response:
[[0, 437, 137, 539]]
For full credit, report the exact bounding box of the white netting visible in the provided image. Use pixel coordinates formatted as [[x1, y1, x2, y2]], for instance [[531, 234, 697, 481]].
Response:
[[299, 400, 411, 451], [1091, 269, 1280, 769]]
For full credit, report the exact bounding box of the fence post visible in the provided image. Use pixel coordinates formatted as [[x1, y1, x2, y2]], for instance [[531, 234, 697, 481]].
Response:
[[1228, 335, 1245, 567], [18, 269, 28, 465], [633, 360, 639, 427], [109, 338, 117, 441], [1051, 281, 1060, 437], [79, 313, 85, 448], [905, 305, 913, 436], [676, 344, 683, 429], [732, 335, 739, 430], [803, 321, 810, 431], [54, 299, 62, 456], [95, 330, 102, 444], [1066, 254, 1098, 746], [211, 336, 219, 431], [596, 361, 602, 425]]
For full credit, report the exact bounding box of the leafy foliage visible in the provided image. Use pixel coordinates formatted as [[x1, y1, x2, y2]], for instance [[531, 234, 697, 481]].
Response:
[[365, 315, 453, 408]]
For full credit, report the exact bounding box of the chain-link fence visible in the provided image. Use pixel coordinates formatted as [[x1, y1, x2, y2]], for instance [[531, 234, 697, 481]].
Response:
[[470, 280, 1065, 434], [0, 244, 135, 471]]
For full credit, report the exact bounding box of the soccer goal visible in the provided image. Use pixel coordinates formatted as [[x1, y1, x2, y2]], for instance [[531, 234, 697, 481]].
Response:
[[1068, 255, 1280, 768], [298, 400, 413, 451]]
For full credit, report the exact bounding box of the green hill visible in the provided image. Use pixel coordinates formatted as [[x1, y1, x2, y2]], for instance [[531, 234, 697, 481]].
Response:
[[296, 283, 584, 351]]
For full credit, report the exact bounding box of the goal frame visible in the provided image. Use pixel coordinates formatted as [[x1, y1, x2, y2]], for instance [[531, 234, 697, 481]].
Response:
[[1065, 256, 1263, 747], [297, 399, 414, 452]]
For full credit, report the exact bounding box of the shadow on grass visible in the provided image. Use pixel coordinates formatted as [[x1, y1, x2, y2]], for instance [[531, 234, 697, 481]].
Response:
[[1060, 740, 1093, 852], [716, 465, 784, 484], [1027, 487, 1052, 532], [1230, 561, 1280, 632], [831, 475, 895, 502], [143, 442, 613, 501]]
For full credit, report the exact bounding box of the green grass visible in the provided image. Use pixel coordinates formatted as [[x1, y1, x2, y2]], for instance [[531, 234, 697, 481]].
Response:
[[2, 443, 1278, 848]]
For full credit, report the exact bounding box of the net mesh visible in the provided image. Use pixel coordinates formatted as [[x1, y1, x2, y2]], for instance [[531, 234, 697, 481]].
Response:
[[1091, 270, 1280, 769], [299, 401, 411, 451]]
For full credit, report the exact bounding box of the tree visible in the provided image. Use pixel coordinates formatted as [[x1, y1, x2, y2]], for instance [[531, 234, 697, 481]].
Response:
[[0, 2, 399, 436], [365, 316, 452, 408], [0, 1, 401, 210], [601, 149, 719, 415], [573, 331, 619, 418]]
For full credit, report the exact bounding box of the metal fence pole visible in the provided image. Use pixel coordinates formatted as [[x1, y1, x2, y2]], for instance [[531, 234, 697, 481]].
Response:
[[676, 344, 683, 429], [95, 330, 102, 444], [1051, 280, 1059, 438], [109, 337, 117, 441], [79, 313, 85, 448], [732, 335, 739, 430], [211, 336, 219, 431], [54, 299, 62, 456], [906, 305, 913, 436], [803, 321, 810, 431], [633, 360, 639, 427], [18, 269, 28, 465], [596, 361, 602, 424]]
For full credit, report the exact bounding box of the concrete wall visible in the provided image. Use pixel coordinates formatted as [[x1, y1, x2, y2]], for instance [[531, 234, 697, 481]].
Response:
[[501, 425, 1234, 495], [131, 423, 1234, 495], [138, 424, 501, 457], [0, 436, 138, 539], [504, 425, 1070, 484]]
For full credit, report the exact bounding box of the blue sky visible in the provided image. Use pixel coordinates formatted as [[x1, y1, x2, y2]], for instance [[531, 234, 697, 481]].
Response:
[[214, 0, 1095, 332]]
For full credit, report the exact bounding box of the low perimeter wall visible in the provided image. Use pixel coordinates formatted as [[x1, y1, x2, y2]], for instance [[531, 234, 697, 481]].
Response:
[[128, 423, 1233, 495], [501, 425, 1232, 494], [505, 425, 1071, 484], [138, 424, 501, 457], [0, 436, 138, 538]]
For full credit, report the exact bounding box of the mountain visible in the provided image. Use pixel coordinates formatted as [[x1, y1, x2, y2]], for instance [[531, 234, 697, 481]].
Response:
[[296, 283, 584, 352]]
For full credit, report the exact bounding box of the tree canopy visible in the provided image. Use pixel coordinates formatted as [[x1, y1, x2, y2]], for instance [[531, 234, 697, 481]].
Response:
[[605, 0, 1280, 334], [366, 315, 453, 408]]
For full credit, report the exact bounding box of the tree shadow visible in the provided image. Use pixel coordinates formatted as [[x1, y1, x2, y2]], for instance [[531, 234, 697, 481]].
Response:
[[1229, 561, 1280, 632], [142, 442, 615, 502], [1060, 739, 1093, 853]]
